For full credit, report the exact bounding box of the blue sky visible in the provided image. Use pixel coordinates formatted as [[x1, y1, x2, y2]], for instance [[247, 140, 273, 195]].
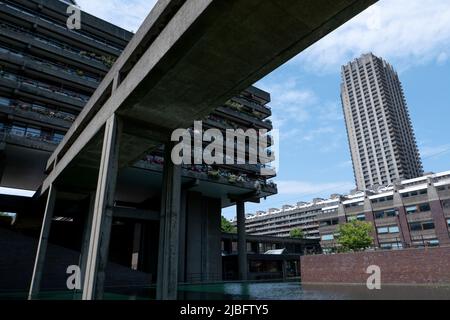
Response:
[[76, 0, 450, 219]]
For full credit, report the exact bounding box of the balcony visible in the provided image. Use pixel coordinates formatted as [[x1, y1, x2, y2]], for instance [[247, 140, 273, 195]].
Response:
[[0, 125, 62, 152], [0, 46, 100, 89], [0, 71, 88, 108], [0, 97, 74, 129], [1, 2, 122, 56], [215, 106, 273, 130], [406, 211, 433, 224], [137, 155, 277, 195], [0, 22, 110, 72]]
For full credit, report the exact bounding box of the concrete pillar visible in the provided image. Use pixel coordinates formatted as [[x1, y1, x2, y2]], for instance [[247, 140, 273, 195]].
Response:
[[79, 193, 95, 286], [282, 260, 287, 281], [82, 114, 121, 300], [223, 239, 232, 254], [337, 201, 347, 223], [236, 200, 248, 281], [364, 196, 379, 247], [0, 143, 5, 184], [427, 180, 450, 245], [156, 142, 181, 300], [28, 184, 57, 300], [178, 191, 187, 283], [131, 223, 142, 270], [393, 190, 411, 247]]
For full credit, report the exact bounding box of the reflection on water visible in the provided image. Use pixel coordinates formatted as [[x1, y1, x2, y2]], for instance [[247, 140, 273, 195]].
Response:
[[2, 281, 450, 300], [177, 281, 450, 300]]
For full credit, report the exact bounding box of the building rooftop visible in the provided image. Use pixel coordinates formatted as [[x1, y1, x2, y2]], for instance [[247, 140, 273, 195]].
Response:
[[236, 170, 450, 222]]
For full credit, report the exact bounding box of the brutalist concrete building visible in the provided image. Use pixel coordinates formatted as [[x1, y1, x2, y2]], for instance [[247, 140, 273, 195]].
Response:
[[0, 0, 277, 296], [341, 53, 424, 191], [239, 171, 450, 253]]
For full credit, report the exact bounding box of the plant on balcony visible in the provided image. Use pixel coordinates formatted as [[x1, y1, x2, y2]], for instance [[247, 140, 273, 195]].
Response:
[[102, 55, 117, 68], [207, 170, 220, 180], [227, 174, 237, 184], [76, 70, 84, 76]]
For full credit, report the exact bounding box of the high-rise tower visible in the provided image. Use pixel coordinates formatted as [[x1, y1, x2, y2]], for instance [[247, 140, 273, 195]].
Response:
[[341, 53, 423, 190]]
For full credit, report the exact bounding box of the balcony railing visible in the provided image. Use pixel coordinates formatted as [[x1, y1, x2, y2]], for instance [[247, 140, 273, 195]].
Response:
[[3, 1, 123, 52], [141, 154, 277, 191], [0, 22, 115, 68], [0, 97, 76, 123], [0, 125, 63, 145], [0, 70, 89, 103], [0, 45, 100, 84]]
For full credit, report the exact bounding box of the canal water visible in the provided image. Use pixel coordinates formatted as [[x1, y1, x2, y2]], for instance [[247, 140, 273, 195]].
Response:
[[2, 281, 450, 300]]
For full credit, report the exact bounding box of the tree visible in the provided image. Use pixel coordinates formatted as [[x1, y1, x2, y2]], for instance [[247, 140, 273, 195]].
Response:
[[289, 228, 304, 239], [337, 220, 374, 252], [221, 216, 237, 233]]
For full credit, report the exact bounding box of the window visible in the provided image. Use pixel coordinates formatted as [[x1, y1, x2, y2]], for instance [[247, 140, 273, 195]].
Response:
[[0, 97, 10, 106], [406, 206, 417, 214], [321, 234, 334, 241], [356, 214, 366, 221], [447, 219, 450, 228], [375, 209, 397, 219], [409, 221, 435, 232], [377, 226, 399, 234], [11, 125, 25, 137], [388, 226, 399, 233], [423, 222, 435, 230], [406, 203, 431, 215], [26, 127, 41, 138], [419, 203, 431, 212]]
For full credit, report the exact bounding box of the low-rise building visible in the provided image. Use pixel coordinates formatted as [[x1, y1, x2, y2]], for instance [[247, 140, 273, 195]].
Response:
[[236, 171, 450, 253]]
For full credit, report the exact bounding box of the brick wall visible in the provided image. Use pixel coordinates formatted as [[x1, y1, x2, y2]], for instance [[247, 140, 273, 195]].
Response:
[[301, 246, 450, 284]]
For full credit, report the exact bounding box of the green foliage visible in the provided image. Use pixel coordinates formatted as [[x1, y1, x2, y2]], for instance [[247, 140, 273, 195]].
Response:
[[221, 216, 237, 233], [289, 228, 304, 239], [337, 220, 374, 252]]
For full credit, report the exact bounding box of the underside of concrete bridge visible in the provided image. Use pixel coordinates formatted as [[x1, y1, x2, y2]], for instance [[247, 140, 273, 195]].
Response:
[[27, 0, 377, 300]]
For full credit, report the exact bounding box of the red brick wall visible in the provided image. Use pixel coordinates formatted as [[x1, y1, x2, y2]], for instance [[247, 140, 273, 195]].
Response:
[[301, 246, 450, 284]]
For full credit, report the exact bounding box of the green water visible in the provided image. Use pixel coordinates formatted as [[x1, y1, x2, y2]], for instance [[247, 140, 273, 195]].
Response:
[[2, 281, 450, 300]]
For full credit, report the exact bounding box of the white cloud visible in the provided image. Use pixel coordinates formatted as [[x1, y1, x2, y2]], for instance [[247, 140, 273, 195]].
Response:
[[76, 0, 157, 32], [277, 180, 354, 196], [420, 144, 450, 159], [297, 0, 450, 73], [257, 78, 317, 128]]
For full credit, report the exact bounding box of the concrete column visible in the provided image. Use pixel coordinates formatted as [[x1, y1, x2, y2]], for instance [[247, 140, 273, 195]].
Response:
[[427, 180, 450, 245], [337, 201, 347, 223], [223, 239, 232, 254], [281, 260, 287, 281], [236, 200, 248, 281], [364, 196, 379, 247], [82, 114, 121, 300], [0, 143, 5, 184], [28, 184, 57, 300], [156, 142, 181, 300], [131, 223, 142, 270], [393, 190, 411, 247], [79, 193, 95, 286], [178, 190, 187, 283]]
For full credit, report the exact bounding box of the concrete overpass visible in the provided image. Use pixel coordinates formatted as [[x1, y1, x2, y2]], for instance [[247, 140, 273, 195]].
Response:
[[30, 0, 377, 300]]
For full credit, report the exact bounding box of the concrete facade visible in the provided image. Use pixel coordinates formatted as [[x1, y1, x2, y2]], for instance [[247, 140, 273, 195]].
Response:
[[341, 53, 424, 190]]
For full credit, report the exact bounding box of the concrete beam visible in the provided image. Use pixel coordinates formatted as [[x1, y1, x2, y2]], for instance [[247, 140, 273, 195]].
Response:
[[82, 114, 121, 300], [42, 0, 378, 194], [79, 193, 95, 286], [28, 184, 57, 300], [157, 142, 182, 300], [112, 206, 160, 221]]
